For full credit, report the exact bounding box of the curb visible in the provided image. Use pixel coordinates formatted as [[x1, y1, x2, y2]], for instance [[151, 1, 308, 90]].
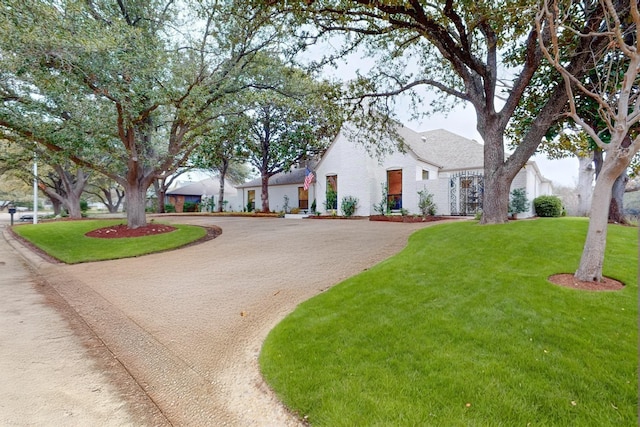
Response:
[[1, 225, 48, 270]]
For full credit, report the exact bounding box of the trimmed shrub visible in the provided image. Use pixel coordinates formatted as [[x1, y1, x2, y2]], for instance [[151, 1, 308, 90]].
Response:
[[183, 201, 198, 212], [533, 195, 563, 217]]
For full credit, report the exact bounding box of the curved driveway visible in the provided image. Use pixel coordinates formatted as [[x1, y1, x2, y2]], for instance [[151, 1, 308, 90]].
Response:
[[36, 216, 451, 425]]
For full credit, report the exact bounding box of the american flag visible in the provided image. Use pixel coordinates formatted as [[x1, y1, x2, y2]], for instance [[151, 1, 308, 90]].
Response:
[[303, 168, 314, 191]]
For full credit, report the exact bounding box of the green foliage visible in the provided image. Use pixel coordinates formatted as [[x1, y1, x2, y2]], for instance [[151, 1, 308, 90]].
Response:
[[0, 1, 293, 227], [417, 189, 436, 216], [183, 201, 198, 212], [12, 220, 206, 264], [534, 195, 563, 217], [282, 195, 290, 214], [164, 204, 176, 213], [261, 219, 637, 426], [242, 55, 345, 186], [199, 196, 215, 213], [80, 199, 89, 213], [310, 199, 317, 214], [373, 183, 389, 215], [508, 188, 530, 214], [340, 196, 358, 217], [324, 188, 337, 211]]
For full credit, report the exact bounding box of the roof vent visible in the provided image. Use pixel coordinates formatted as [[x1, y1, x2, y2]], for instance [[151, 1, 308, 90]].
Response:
[[421, 136, 427, 142]]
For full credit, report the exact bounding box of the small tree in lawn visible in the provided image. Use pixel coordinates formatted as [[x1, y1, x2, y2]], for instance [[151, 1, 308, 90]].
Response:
[[537, 0, 640, 282]]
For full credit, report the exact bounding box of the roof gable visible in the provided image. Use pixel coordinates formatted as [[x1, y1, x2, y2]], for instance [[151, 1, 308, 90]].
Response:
[[399, 127, 485, 171], [167, 177, 237, 196], [237, 167, 310, 188]]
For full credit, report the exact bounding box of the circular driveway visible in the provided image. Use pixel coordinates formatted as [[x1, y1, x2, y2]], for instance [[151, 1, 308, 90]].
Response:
[[39, 216, 452, 425]]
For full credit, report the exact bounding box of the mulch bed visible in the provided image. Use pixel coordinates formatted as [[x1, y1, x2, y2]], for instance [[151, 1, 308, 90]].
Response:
[[369, 215, 447, 223], [548, 273, 624, 291], [306, 215, 367, 220], [85, 223, 177, 238]]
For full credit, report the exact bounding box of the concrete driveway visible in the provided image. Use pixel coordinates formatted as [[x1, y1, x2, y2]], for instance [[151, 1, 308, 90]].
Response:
[[4, 215, 452, 425]]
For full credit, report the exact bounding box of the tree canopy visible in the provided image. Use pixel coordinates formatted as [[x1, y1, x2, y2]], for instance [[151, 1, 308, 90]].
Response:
[[236, 56, 344, 212], [0, 0, 292, 227], [537, 0, 640, 282], [268, 0, 613, 223]]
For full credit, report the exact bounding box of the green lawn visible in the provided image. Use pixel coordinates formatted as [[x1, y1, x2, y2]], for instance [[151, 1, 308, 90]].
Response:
[[12, 219, 206, 263], [260, 218, 638, 426]]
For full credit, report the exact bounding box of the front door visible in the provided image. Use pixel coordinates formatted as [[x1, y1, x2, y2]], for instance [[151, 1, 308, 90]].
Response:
[[387, 169, 402, 211]]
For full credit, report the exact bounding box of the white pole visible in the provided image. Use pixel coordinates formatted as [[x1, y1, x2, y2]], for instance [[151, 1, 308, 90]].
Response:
[[33, 153, 38, 224]]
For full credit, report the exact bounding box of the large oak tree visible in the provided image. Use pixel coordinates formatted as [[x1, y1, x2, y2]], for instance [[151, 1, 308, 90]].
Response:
[[0, 0, 290, 228], [270, 0, 612, 223]]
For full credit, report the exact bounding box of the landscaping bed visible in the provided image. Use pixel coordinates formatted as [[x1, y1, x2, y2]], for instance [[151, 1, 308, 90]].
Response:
[[369, 214, 448, 223], [306, 215, 367, 220]]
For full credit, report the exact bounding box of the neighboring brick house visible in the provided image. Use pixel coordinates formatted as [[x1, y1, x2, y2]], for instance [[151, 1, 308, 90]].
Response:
[[237, 125, 552, 217], [166, 177, 241, 212]]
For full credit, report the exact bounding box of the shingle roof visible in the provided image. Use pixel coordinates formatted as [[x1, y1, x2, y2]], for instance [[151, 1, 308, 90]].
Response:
[[166, 177, 237, 196], [398, 127, 485, 171], [237, 167, 311, 188]]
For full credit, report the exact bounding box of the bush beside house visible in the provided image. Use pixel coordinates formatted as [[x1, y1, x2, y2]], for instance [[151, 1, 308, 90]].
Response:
[[534, 195, 563, 217]]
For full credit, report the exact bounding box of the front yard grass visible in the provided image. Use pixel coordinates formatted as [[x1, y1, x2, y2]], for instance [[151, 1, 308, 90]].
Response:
[[12, 219, 206, 263], [260, 218, 638, 426]]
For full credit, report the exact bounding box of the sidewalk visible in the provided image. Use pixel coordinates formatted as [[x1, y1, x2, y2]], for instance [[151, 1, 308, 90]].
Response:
[[0, 214, 164, 426]]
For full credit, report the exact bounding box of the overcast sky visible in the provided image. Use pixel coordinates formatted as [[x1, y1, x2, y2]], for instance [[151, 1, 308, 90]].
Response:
[[311, 43, 579, 189]]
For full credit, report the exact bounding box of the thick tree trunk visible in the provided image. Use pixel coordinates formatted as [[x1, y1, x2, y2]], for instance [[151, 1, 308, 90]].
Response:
[[105, 187, 124, 213], [260, 174, 270, 212], [50, 198, 63, 216], [218, 160, 229, 213], [575, 158, 628, 282], [576, 154, 594, 217], [481, 170, 510, 224], [125, 181, 148, 229], [608, 171, 628, 224], [479, 126, 511, 224], [64, 191, 83, 219], [154, 180, 166, 214]]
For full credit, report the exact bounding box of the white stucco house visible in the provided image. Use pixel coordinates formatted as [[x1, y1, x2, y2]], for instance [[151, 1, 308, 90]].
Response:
[[236, 124, 553, 217]]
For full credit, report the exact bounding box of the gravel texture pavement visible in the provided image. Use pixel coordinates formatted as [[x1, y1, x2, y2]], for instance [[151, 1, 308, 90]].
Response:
[[1, 214, 455, 425]]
